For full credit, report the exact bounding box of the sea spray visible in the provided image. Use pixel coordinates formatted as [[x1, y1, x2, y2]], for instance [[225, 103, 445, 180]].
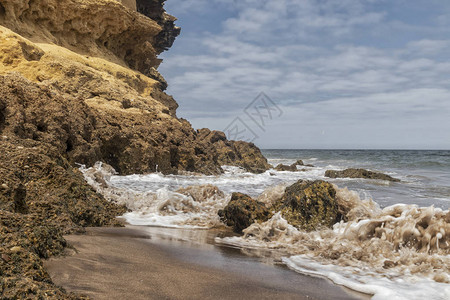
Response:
[[81, 160, 450, 299], [81, 162, 230, 228], [217, 187, 450, 299], [256, 184, 287, 207]]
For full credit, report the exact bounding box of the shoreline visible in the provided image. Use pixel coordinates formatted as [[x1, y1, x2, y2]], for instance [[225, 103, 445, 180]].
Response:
[[45, 226, 369, 300]]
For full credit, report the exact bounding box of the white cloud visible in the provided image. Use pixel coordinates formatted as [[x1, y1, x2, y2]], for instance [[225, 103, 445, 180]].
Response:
[[406, 39, 450, 56], [161, 0, 450, 148], [220, 0, 386, 42]]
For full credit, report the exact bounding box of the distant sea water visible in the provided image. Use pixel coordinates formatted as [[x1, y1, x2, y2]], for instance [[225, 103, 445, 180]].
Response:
[[81, 149, 450, 300], [262, 149, 450, 209]]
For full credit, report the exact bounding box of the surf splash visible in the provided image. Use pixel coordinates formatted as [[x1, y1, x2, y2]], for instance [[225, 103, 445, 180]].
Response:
[[81, 161, 450, 299], [217, 189, 450, 299], [81, 162, 231, 228]]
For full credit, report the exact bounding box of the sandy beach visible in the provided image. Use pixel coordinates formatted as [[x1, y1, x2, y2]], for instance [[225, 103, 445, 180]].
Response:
[[45, 227, 366, 300]]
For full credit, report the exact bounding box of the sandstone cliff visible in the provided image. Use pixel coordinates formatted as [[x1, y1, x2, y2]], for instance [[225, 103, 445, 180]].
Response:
[[0, 0, 269, 175], [0, 0, 269, 297]]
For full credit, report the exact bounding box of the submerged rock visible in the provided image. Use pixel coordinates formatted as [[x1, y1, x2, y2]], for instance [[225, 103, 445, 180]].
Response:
[[275, 164, 298, 171], [274, 159, 313, 172], [325, 168, 400, 182], [220, 180, 344, 233], [218, 193, 273, 233], [276, 180, 343, 231]]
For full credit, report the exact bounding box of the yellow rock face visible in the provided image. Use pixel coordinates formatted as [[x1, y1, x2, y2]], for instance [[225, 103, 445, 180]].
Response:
[[0, 0, 163, 74], [117, 0, 137, 10], [0, 26, 158, 96], [0, 0, 187, 176]]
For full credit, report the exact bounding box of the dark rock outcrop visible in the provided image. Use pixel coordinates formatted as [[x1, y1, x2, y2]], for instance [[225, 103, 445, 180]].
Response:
[[136, 0, 181, 53], [197, 129, 271, 173], [274, 159, 312, 172], [0, 138, 126, 298], [277, 180, 342, 231], [219, 180, 344, 233], [275, 163, 298, 171], [218, 193, 273, 233], [325, 168, 400, 182]]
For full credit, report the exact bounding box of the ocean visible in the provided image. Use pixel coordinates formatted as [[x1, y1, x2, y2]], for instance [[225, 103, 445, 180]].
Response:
[[81, 149, 450, 300], [263, 149, 450, 209]]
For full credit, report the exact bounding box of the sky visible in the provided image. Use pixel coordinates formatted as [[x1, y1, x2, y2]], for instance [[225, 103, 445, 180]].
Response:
[[158, 0, 450, 149]]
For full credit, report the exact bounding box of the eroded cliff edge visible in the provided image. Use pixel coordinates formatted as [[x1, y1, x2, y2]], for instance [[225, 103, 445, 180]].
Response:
[[0, 0, 270, 297], [0, 0, 270, 175]]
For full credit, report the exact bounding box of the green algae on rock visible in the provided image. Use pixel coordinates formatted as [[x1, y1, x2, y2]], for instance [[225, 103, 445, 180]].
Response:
[[0, 137, 126, 298], [219, 181, 345, 233], [276, 180, 343, 231]]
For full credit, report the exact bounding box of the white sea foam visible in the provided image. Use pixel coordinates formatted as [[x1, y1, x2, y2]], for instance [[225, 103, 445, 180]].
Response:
[[216, 197, 450, 299], [283, 255, 450, 300], [81, 162, 230, 228], [106, 165, 324, 197], [81, 161, 450, 299]]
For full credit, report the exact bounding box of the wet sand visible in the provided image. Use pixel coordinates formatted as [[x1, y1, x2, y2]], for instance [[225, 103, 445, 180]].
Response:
[[45, 226, 367, 300]]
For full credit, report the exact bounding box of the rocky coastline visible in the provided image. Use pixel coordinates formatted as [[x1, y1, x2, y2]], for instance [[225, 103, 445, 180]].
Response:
[[1, 1, 448, 299], [0, 0, 269, 297]]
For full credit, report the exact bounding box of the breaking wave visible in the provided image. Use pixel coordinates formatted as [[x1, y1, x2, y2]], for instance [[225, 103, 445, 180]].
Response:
[[217, 189, 450, 299], [81, 162, 230, 228], [81, 161, 450, 299]]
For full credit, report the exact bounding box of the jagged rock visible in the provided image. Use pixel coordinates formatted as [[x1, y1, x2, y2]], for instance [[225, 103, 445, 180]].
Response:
[[325, 168, 400, 182], [0, 139, 126, 298], [276, 180, 343, 231], [0, 43, 267, 175], [218, 193, 272, 233], [275, 164, 298, 171], [136, 0, 181, 52], [295, 159, 304, 166], [197, 129, 271, 173], [274, 159, 312, 172]]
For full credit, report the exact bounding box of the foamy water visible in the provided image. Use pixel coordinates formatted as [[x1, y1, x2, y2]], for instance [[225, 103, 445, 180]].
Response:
[[81, 150, 450, 299]]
